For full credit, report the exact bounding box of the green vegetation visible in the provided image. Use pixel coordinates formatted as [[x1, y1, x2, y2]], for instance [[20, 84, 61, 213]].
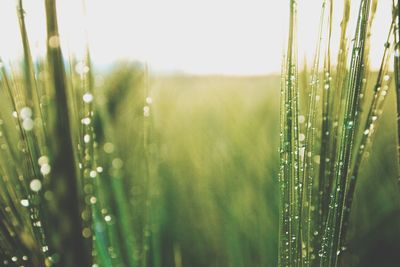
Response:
[[280, 0, 400, 266], [0, 0, 399, 267]]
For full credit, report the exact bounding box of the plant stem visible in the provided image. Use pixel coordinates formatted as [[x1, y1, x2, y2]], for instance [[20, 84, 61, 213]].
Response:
[[44, 0, 90, 265]]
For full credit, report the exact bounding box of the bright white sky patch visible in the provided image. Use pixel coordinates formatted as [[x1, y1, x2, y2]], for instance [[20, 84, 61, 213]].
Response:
[[0, 0, 393, 75]]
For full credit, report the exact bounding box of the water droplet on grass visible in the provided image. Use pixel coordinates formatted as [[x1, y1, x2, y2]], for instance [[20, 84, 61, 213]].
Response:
[[90, 196, 97, 204], [83, 92, 93, 103], [82, 228, 92, 238], [48, 35, 60, 48], [76, 62, 90, 75], [40, 164, 51, 176], [144, 106, 150, 117], [30, 179, 42, 192], [21, 199, 29, 207], [81, 117, 91, 125], [22, 118, 34, 131], [84, 134, 91, 143], [38, 155, 49, 166], [346, 121, 354, 129], [20, 107, 32, 119]]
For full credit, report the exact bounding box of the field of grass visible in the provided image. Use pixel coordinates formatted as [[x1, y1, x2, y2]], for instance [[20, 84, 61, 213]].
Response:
[[97, 68, 399, 267], [0, 0, 400, 266]]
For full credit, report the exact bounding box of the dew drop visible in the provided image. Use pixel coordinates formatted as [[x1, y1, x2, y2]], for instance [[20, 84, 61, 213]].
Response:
[[82, 227, 92, 238], [30, 179, 42, 192], [40, 164, 51, 176], [143, 106, 150, 117], [90, 196, 97, 204], [20, 107, 32, 120], [22, 118, 34, 131], [84, 134, 91, 143], [49, 35, 60, 48], [76, 62, 90, 75], [21, 199, 29, 207], [83, 92, 93, 103], [38, 155, 49, 166], [81, 117, 91, 125], [146, 97, 153, 104], [89, 170, 97, 178], [346, 121, 354, 129]]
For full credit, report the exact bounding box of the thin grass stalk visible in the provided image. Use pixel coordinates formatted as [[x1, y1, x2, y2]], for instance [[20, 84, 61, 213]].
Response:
[[340, 19, 395, 254], [322, 1, 351, 232], [299, 1, 329, 265], [279, 51, 289, 267], [16, 0, 48, 150], [44, 0, 90, 265], [319, 1, 371, 266], [141, 64, 150, 267], [394, 1, 400, 185], [280, 0, 300, 265], [316, 3, 333, 264], [355, 0, 378, 123]]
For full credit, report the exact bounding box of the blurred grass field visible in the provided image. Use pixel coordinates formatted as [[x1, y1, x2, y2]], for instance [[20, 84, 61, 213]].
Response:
[[95, 64, 400, 267], [1, 1, 400, 266]]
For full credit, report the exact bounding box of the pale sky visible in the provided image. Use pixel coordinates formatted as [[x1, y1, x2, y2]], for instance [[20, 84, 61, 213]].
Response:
[[0, 0, 393, 75]]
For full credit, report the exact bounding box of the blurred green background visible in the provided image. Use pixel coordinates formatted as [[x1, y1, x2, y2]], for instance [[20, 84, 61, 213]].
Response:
[[95, 63, 400, 267]]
